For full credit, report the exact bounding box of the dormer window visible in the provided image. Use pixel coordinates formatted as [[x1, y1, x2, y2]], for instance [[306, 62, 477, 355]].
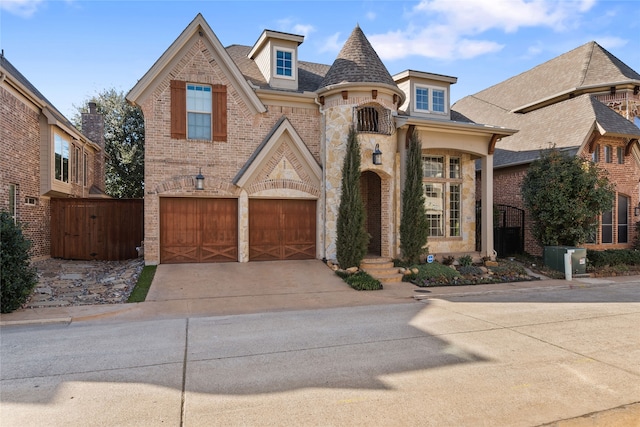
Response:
[[415, 84, 446, 113], [276, 49, 293, 77]]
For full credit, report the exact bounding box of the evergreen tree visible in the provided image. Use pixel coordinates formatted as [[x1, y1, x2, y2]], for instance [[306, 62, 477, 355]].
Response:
[[336, 127, 369, 268], [522, 147, 614, 247], [400, 130, 428, 264], [1, 212, 37, 313], [73, 89, 145, 198]]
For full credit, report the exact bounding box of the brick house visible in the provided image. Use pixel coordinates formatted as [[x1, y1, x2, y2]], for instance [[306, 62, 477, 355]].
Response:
[[0, 53, 106, 260], [127, 14, 515, 265], [453, 42, 640, 256]]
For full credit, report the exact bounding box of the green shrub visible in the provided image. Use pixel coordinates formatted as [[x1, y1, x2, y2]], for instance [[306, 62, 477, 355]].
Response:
[[458, 265, 483, 276], [1, 212, 38, 313], [458, 255, 473, 267], [337, 270, 382, 291], [587, 249, 640, 268]]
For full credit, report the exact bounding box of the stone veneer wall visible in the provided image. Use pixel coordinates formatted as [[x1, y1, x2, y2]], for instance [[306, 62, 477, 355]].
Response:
[[322, 93, 398, 261], [422, 150, 477, 256], [139, 39, 321, 264]]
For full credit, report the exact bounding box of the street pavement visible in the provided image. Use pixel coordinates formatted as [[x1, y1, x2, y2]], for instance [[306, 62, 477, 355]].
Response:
[[1, 270, 639, 426]]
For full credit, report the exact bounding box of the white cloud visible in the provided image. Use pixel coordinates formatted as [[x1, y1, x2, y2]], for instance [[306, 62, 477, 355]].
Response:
[[365, 11, 376, 21], [593, 36, 628, 50], [0, 0, 44, 17], [276, 18, 315, 37], [367, 0, 597, 61], [292, 24, 315, 37], [318, 32, 344, 54]]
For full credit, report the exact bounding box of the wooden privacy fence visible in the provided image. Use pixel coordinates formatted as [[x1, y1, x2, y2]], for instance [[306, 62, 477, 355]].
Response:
[[51, 198, 143, 261]]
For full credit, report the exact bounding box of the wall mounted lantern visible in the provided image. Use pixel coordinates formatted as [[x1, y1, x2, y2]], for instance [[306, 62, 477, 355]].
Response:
[[372, 143, 382, 165], [634, 204, 640, 216], [195, 168, 205, 190]]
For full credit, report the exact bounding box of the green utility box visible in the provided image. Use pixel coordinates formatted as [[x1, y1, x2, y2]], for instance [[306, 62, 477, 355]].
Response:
[[543, 246, 587, 275]]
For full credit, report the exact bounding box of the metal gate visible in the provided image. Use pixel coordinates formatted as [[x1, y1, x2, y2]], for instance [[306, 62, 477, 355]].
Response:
[[476, 203, 525, 257]]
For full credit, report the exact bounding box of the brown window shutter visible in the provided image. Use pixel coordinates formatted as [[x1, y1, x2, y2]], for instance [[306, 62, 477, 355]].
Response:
[[170, 80, 186, 139], [212, 84, 227, 142]]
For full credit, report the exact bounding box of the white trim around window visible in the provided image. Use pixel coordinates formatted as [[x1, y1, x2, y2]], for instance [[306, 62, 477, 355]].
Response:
[[414, 84, 447, 114], [274, 47, 295, 80]]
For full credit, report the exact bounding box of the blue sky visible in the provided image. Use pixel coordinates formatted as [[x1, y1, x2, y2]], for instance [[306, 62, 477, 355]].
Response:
[[1, 0, 639, 119]]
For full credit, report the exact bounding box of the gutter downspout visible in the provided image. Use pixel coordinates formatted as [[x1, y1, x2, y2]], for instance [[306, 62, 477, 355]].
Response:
[[315, 96, 327, 262]]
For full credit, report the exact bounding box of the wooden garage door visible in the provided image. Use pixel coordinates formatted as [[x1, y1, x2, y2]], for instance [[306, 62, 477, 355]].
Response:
[[160, 198, 237, 263], [249, 199, 316, 261]]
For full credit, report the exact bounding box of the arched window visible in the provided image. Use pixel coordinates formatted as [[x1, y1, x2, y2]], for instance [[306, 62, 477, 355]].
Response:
[[354, 104, 394, 135], [357, 107, 378, 133]]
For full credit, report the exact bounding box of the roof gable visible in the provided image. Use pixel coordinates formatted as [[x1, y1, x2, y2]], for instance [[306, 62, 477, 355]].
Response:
[[233, 116, 322, 195], [126, 13, 266, 114]]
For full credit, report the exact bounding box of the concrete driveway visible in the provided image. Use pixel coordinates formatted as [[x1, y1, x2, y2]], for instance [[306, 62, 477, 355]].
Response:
[[1, 260, 416, 325]]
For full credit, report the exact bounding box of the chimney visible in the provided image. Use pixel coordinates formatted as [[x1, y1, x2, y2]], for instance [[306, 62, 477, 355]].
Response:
[[81, 102, 106, 191]]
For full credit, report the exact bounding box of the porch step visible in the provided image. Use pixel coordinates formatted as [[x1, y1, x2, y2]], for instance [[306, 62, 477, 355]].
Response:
[[360, 258, 404, 284]]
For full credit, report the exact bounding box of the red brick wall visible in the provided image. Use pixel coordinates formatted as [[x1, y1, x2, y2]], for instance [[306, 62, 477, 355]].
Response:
[[1, 86, 50, 259], [478, 138, 640, 256], [139, 39, 322, 262]]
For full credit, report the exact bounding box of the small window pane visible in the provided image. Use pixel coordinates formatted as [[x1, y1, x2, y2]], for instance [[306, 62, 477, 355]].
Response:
[[592, 145, 599, 162], [54, 134, 69, 182], [188, 112, 211, 140], [450, 184, 461, 236], [602, 210, 613, 243], [416, 87, 429, 110], [432, 89, 445, 112], [422, 156, 443, 178], [618, 195, 628, 243], [424, 183, 444, 236], [604, 145, 612, 163], [617, 147, 624, 164], [276, 50, 292, 77], [449, 157, 460, 179]]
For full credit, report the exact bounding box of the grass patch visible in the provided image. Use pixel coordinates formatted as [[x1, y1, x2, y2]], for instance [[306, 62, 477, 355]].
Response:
[[127, 265, 157, 303]]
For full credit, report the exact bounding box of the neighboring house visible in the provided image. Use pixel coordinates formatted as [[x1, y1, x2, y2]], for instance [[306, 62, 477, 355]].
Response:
[[127, 14, 515, 265], [0, 53, 106, 260], [453, 41, 640, 256]]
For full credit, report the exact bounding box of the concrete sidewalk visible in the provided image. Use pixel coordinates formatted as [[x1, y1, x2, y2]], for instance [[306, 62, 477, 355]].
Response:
[[2, 280, 639, 426], [2, 259, 637, 326]]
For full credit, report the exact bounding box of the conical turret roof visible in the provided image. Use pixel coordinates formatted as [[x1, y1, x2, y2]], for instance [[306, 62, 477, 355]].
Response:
[[320, 25, 398, 89]]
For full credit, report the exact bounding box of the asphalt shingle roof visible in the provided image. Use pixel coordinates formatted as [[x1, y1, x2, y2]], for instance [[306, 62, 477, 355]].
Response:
[[319, 25, 398, 89], [452, 41, 640, 168], [466, 41, 640, 112], [226, 44, 330, 93]]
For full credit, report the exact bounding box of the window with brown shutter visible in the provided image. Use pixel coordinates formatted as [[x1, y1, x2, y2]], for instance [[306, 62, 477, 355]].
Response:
[[170, 80, 227, 142]]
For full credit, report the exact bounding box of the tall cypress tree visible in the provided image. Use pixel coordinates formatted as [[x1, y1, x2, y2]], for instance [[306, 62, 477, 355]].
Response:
[[400, 130, 428, 264], [336, 127, 369, 268]]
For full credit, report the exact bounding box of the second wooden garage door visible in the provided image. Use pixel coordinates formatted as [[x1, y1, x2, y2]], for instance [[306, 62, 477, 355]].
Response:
[[249, 199, 316, 261], [160, 198, 238, 263]]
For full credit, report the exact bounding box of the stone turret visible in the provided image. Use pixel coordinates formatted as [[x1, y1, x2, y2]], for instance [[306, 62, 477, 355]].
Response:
[[317, 26, 404, 260]]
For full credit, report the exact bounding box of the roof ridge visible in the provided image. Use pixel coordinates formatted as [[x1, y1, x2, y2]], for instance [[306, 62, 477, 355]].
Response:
[[577, 41, 596, 88]]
